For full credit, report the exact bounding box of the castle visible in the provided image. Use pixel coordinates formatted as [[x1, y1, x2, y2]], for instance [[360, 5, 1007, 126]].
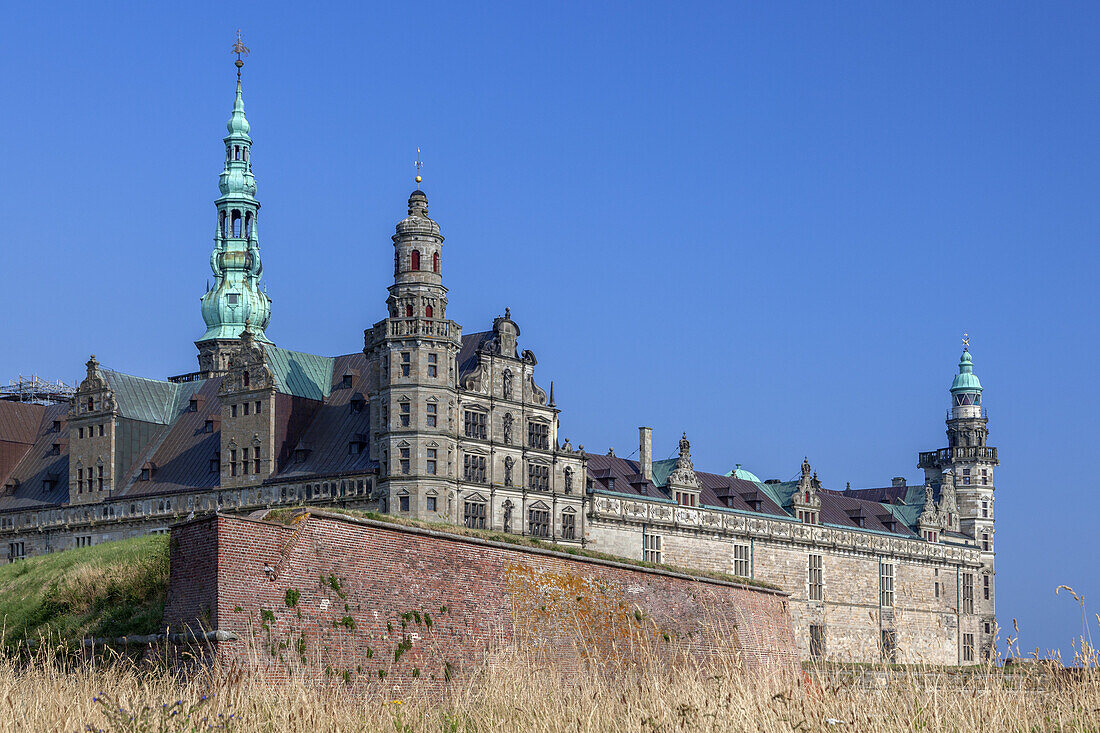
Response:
[[0, 61, 995, 664]]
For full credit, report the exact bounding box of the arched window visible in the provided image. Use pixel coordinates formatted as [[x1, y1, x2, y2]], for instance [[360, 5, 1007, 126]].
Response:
[[219, 211, 226, 237], [243, 148, 249, 162], [234, 146, 240, 160], [231, 210, 242, 237], [411, 250, 421, 271], [804, 491, 810, 502], [433, 251, 440, 273], [245, 212, 253, 238], [405, 304, 413, 317], [425, 305, 433, 318]]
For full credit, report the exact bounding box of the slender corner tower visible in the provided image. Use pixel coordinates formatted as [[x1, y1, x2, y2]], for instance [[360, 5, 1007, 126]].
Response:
[[196, 41, 273, 374], [364, 169, 463, 519], [919, 335, 997, 658]]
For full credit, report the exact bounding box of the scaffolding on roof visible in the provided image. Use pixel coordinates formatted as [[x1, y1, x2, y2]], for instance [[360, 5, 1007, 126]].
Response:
[[0, 375, 76, 406]]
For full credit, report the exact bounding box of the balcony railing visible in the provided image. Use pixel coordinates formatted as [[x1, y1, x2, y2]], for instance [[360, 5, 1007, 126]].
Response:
[[918, 446, 998, 468]]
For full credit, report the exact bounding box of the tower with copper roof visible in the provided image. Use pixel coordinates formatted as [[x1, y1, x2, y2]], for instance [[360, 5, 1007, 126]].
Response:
[[196, 33, 273, 374]]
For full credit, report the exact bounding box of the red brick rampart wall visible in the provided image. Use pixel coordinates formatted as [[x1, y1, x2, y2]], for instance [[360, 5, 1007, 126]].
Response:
[[164, 511, 798, 690]]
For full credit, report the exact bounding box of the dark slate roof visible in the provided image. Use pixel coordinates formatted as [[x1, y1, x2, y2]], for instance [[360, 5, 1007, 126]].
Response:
[[587, 454, 922, 537], [0, 403, 71, 510], [457, 331, 492, 381], [0, 401, 47, 445], [266, 347, 334, 401], [276, 353, 376, 479], [101, 369, 181, 424], [116, 378, 223, 498]]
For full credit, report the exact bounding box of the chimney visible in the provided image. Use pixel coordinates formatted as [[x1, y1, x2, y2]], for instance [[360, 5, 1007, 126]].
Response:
[[892, 477, 906, 487], [639, 427, 653, 481]]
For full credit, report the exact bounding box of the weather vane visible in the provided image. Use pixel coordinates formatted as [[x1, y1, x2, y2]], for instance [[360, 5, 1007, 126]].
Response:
[[414, 147, 423, 186], [232, 29, 250, 79], [962, 332, 969, 349]]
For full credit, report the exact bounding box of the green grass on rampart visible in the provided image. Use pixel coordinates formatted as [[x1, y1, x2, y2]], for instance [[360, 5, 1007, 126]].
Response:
[[0, 534, 169, 647], [266, 506, 782, 591]]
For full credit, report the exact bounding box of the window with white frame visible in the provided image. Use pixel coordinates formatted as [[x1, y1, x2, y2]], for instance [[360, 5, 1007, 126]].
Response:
[[642, 530, 662, 564], [808, 554, 823, 601], [733, 543, 750, 577], [880, 562, 895, 607]]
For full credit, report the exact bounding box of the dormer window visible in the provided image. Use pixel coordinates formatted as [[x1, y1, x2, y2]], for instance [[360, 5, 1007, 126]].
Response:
[[342, 374, 354, 388], [203, 417, 218, 434], [49, 443, 61, 456], [797, 509, 819, 525], [52, 420, 61, 433], [674, 491, 698, 507], [350, 395, 365, 413]]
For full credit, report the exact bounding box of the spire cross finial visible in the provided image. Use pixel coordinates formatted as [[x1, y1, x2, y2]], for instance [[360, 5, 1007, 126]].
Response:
[[232, 29, 250, 79], [414, 147, 423, 186], [962, 332, 970, 350]]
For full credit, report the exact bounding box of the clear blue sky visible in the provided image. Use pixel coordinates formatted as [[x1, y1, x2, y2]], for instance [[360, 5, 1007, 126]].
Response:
[[1, 2, 1096, 659]]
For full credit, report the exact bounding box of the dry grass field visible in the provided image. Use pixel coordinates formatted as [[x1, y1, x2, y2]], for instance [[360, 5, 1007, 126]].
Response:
[[0, 639, 1095, 733]]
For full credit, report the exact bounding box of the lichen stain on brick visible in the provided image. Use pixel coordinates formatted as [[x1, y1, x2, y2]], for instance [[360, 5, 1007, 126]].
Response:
[[503, 561, 677, 667]]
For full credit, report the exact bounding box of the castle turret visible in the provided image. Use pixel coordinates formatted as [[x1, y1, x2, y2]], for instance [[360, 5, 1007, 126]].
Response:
[[196, 49, 273, 374], [364, 179, 462, 519], [918, 336, 997, 659]]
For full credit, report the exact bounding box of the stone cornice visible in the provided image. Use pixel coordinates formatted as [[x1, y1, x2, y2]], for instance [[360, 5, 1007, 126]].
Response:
[[590, 490, 983, 567]]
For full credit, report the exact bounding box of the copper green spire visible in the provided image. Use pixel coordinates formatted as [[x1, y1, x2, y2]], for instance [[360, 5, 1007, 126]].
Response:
[[196, 36, 272, 373]]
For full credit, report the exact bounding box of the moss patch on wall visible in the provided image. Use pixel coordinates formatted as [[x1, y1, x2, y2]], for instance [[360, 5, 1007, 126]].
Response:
[[0, 534, 169, 647]]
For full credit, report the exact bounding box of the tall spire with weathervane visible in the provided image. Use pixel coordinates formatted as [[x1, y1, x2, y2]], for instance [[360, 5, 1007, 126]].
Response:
[[196, 30, 273, 375]]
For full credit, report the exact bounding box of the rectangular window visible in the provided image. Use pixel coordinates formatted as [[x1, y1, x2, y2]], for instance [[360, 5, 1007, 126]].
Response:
[[8, 542, 25, 563], [400, 402, 410, 427], [963, 468, 971, 485], [426, 403, 437, 427], [76, 536, 93, 548], [400, 352, 411, 377], [675, 491, 697, 507], [428, 353, 438, 378], [241, 447, 250, 474], [962, 573, 975, 614], [98, 424, 104, 437], [78, 427, 84, 439], [463, 501, 486, 529], [982, 469, 989, 486], [243, 402, 250, 416], [934, 581, 941, 599], [255, 400, 262, 414], [808, 554, 823, 601], [527, 422, 549, 450], [254, 448, 260, 474], [426, 448, 437, 475], [528, 508, 550, 538], [733, 544, 751, 577], [561, 511, 576, 539], [399, 495, 410, 512], [463, 454, 487, 483], [981, 500, 989, 518], [983, 575, 990, 600], [642, 531, 662, 564], [231, 404, 238, 418], [963, 633, 975, 662], [809, 625, 826, 660], [210, 453, 220, 473], [881, 629, 897, 662], [981, 534, 991, 552], [527, 464, 550, 491], [400, 447, 410, 475], [230, 449, 237, 476], [463, 410, 487, 439], [880, 563, 895, 608], [426, 496, 437, 512]]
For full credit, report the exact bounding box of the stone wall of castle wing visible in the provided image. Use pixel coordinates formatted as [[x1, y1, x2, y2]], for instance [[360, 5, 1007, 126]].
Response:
[[587, 492, 985, 664]]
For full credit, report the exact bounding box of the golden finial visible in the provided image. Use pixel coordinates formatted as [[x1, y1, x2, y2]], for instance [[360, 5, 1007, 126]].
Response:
[[232, 29, 250, 79], [414, 147, 423, 186], [962, 332, 970, 350]]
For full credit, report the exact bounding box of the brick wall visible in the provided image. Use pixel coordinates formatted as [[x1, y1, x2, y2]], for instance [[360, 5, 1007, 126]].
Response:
[[164, 510, 798, 691]]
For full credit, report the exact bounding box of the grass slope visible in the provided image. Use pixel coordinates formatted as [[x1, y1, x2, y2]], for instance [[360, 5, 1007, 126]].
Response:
[[0, 534, 169, 646]]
